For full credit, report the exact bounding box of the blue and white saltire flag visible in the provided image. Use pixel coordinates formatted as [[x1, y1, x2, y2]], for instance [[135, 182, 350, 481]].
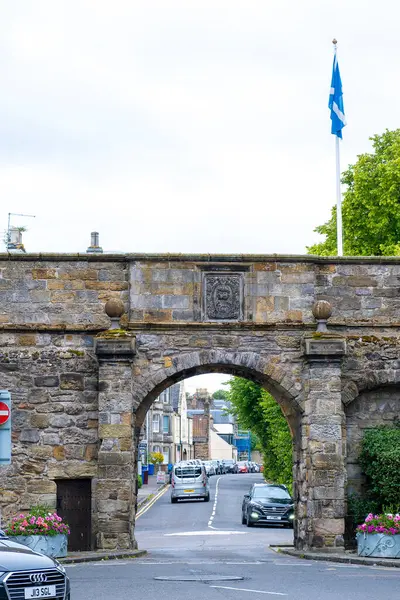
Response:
[[329, 53, 346, 138]]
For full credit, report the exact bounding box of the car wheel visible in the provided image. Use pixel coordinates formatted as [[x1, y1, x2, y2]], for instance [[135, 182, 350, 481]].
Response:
[[204, 493, 210, 502], [246, 512, 254, 527], [171, 497, 178, 504], [241, 511, 246, 525]]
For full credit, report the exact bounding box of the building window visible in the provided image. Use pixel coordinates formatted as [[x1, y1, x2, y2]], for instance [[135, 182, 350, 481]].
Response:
[[163, 447, 169, 464], [163, 389, 170, 404], [152, 414, 160, 433], [163, 415, 170, 434], [153, 445, 161, 453]]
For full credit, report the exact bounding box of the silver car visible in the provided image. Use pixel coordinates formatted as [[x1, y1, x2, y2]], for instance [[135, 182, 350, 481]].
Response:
[[171, 461, 210, 503], [203, 461, 216, 476]]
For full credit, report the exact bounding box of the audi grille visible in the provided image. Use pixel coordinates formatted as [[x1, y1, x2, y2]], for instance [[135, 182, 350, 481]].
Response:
[[4, 568, 66, 600]]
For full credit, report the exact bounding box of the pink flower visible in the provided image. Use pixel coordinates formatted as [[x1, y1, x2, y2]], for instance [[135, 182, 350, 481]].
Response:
[[365, 514, 373, 522]]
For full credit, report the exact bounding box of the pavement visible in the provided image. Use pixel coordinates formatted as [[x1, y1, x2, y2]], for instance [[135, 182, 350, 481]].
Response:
[[137, 473, 169, 506], [65, 474, 400, 600], [272, 545, 400, 569]]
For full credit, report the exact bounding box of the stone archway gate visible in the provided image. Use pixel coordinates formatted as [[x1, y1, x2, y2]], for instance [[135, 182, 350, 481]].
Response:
[[1, 253, 399, 551]]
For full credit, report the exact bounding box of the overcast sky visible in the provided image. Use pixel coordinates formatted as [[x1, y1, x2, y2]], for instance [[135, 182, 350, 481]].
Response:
[[1, 1, 398, 255]]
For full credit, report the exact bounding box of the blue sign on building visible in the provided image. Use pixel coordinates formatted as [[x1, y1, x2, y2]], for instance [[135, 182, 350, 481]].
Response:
[[0, 390, 11, 465]]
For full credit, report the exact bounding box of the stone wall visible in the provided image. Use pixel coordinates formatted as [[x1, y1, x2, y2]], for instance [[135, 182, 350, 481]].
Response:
[[0, 257, 128, 328], [2, 253, 400, 551], [0, 332, 98, 524]]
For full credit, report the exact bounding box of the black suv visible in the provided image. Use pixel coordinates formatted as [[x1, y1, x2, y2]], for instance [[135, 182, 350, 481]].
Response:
[[242, 483, 294, 528], [0, 532, 70, 600]]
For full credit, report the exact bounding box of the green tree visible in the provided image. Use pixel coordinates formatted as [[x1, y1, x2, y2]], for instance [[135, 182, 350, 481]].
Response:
[[308, 129, 400, 256], [359, 425, 400, 509], [212, 389, 229, 400], [226, 378, 292, 487]]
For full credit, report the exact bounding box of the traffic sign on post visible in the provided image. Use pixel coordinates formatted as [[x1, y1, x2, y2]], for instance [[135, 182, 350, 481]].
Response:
[[0, 401, 10, 425], [0, 391, 11, 465]]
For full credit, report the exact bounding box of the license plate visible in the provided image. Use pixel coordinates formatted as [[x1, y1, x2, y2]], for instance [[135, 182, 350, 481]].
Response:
[[24, 585, 56, 598], [267, 516, 281, 520], [184, 489, 195, 493]]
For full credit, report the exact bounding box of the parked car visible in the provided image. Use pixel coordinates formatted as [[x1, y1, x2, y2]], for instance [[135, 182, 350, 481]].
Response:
[[211, 459, 222, 474], [241, 483, 294, 528], [221, 459, 237, 474], [237, 461, 249, 473], [171, 461, 210, 502], [203, 461, 216, 476], [0, 532, 70, 599]]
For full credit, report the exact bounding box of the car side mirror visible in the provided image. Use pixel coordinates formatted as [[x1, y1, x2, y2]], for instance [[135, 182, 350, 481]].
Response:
[[244, 494, 250, 499]]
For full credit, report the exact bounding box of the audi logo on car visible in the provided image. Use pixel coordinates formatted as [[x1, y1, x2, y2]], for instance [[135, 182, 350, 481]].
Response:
[[29, 573, 48, 583]]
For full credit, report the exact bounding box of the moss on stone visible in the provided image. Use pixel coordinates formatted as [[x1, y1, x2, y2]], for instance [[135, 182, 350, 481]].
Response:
[[96, 329, 131, 339]]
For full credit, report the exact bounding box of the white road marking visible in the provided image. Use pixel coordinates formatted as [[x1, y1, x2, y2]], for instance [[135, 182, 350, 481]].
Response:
[[164, 530, 247, 536], [210, 585, 287, 596], [208, 476, 222, 528]]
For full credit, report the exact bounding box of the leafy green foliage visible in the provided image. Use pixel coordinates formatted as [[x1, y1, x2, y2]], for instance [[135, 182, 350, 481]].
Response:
[[226, 378, 292, 487], [347, 494, 380, 525], [359, 425, 400, 508], [137, 474, 143, 489], [212, 389, 229, 400], [308, 129, 400, 256]]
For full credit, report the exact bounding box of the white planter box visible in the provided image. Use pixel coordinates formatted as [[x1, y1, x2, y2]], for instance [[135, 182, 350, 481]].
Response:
[[13, 534, 68, 558], [357, 533, 400, 558]]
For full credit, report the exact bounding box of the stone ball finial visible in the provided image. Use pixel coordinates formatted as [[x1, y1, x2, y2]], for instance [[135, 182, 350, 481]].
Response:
[[312, 300, 332, 333], [312, 300, 332, 321], [105, 298, 125, 319]]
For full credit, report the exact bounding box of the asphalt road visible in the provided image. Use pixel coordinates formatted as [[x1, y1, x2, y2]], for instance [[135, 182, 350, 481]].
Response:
[[67, 474, 400, 600]]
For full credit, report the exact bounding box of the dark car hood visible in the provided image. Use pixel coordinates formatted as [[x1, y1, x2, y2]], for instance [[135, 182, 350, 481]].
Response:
[[0, 539, 57, 571], [252, 500, 293, 508]]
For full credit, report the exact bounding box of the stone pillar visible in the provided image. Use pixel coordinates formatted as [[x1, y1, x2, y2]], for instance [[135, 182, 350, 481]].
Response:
[[299, 336, 347, 549], [94, 332, 136, 550]]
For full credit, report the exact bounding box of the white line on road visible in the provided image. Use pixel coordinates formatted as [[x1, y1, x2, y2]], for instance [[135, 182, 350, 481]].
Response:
[[210, 586, 287, 596], [164, 530, 247, 536], [208, 476, 221, 528], [136, 484, 170, 519]]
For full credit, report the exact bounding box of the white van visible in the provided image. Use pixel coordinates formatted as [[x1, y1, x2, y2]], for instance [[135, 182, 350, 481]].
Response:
[[171, 461, 210, 503]]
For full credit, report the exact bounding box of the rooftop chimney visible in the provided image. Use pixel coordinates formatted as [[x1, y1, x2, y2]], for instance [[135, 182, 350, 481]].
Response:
[[87, 231, 103, 253], [7, 227, 26, 252]]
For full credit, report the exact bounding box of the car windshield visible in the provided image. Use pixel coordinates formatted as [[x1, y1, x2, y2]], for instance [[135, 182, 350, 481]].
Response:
[[238, 461, 247, 466], [224, 460, 234, 464], [175, 466, 202, 478], [252, 486, 291, 501]]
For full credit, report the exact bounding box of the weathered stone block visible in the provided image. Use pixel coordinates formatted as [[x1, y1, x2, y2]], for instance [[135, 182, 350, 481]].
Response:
[[30, 414, 50, 428], [99, 424, 132, 439], [34, 376, 59, 387], [32, 268, 57, 279], [314, 518, 344, 535], [60, 373, 85, 390], [20, 429, 40, 443]]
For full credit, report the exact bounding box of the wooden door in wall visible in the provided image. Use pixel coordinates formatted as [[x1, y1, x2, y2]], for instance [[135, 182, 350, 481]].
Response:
[[56, 479, 92, 551]]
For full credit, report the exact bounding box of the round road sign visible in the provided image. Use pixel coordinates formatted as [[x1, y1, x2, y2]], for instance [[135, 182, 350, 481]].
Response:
[[0, 401, 10, 425]]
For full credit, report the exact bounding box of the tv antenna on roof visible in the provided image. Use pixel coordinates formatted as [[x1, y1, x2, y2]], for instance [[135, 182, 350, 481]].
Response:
[[6, 212, 36, 250]]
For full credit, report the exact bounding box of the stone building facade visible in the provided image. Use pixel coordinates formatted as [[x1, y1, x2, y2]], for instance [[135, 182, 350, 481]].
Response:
[[1, 254, 400, 551]]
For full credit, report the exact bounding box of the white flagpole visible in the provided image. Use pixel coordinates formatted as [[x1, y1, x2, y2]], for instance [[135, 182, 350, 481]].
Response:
[[333, 39, 343, 256], [335, 135, 343, 256]]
